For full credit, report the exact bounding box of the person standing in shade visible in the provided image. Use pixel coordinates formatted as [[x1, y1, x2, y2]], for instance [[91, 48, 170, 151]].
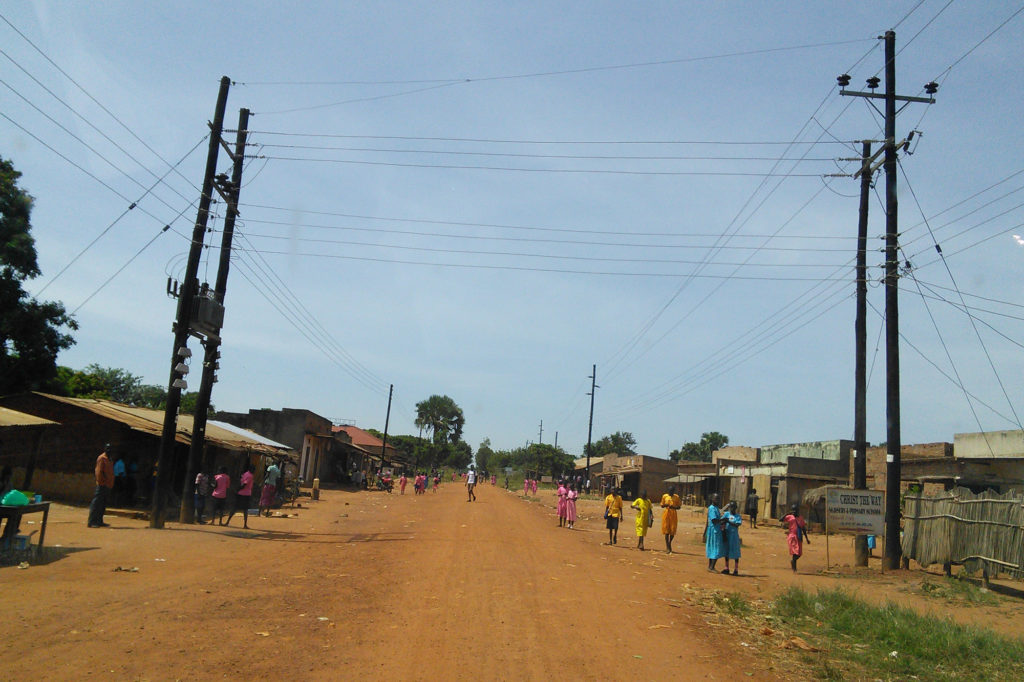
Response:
[[226, 464, 254, 528], [87, 445, 115, 528], [260, 460, 281, 517], [745, 488, 760, 529], [604, 487, 623, 545], [466, 466, 477, 502], [660, 485, 682, 554], [781, 503, 811, 573], [212, 467, 231, 525], [705, 493, 725, 572], [722, 500, 743, 575], [194, 470, 212, 524], [630, 489, 652, 551], [112, 454, 127, 506]]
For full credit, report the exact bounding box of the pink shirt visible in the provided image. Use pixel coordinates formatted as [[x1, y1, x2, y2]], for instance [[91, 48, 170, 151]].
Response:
[[212, 473, 230, 499], [238, 471, 254, 496]]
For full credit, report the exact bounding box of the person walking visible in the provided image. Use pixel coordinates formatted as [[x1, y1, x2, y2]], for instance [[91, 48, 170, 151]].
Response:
[[604, 487, 623, 545], [259, 460, 281, 517], [556, 480, 568, 527], [212, 467, 231, 525], [466, 466, 477, 502], [565, 484, 578, 529], [722, 500, 743, 575], [226, 464, 254, 528], [705, 493, 725, 572], [745, 488, 760, 529], [399, 473, 408, 495], [660, 485, 681, 554], [781, 503, 811, 573], [87, 445, 115, 528], [630, 490, 652, 551]]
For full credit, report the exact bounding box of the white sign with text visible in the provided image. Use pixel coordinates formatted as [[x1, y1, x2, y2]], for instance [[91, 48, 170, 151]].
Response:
[[826, 487, 885, 535]]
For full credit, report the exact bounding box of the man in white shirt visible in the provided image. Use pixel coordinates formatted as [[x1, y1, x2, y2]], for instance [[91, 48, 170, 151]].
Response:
[[466, 467, 477, 502]]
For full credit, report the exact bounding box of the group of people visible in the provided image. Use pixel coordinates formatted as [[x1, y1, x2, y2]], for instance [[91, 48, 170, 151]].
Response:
[[402, 471, 441, 495], [192, 459, 282, 529], [554, 480, 580, 528], [522, 478, 539, 496], [703, 493, 810, 575], [602, 485, 683, 552]]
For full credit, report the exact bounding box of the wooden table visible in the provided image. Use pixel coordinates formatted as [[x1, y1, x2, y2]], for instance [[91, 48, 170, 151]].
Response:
[[0, 502, 51, 557]]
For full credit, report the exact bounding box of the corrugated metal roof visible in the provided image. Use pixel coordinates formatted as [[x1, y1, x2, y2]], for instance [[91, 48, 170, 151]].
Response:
[[35, 394, 293, 455], [0, 406, 59, 427]]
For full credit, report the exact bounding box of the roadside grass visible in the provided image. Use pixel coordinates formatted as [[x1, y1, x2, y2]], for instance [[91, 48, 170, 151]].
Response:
[[770, 586, 1024, 680], [911, 574, 999, 606]]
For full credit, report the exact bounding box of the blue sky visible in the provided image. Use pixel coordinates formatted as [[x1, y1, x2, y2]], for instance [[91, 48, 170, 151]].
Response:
[[3, 1, 1024, 458]]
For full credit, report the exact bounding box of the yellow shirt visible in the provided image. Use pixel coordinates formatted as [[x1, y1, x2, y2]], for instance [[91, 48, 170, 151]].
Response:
[[605, 494, 623, 518], [660, 493, 680, 509]]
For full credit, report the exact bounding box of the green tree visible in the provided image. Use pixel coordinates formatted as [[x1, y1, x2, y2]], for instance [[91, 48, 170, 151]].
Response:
[[670, 431, 729, 462], [592, 431, 638, 457], [414, 394, 465, 445], [0, 157, 77, 394], [475, 438, 495, 469]]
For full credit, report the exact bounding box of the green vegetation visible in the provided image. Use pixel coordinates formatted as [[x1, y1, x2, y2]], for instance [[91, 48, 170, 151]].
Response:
[[914, 575, 999, 606], [712, 591, 753, 617], [46, 363, 212, 414], [670, 431, 729, 462], [0, 156, 77, 393], [770, 587, 1024, 680]]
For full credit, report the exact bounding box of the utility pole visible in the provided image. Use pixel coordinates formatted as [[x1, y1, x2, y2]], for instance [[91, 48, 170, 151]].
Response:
[[381, 384, 393, 469], [179, 107, 250, 523], [585, 364, 598, 483], [837, 31, 937, 569], [152, 76, 231, 528], [853, 140, 872, 566], [538, 420, 543, 445]]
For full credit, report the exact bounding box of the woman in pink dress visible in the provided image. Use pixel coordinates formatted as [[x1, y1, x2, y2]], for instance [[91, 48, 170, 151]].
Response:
[[556, 481, 568, 527], [523, 478, 530, 496], [399, 474, 408, 494], [781, 503, 811, 573], [565, 484, 578, 529], [530, 478, 538, 495]]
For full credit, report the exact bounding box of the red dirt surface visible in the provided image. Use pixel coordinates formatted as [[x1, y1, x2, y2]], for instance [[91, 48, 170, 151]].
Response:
[[3, 483, 1023, 680]]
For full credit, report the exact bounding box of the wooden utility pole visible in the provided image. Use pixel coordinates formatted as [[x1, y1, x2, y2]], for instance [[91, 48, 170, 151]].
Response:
[[381, 384, 393, 469], [152, 76, 231, 528], [179, 107, 250, 523], [585, 364, 597, 483]]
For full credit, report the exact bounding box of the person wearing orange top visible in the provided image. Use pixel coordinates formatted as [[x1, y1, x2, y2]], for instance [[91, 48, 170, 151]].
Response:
[[660, 485, 682, 554]]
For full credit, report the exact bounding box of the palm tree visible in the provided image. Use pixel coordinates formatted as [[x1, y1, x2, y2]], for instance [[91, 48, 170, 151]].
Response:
[[414, 394, 465, 445]]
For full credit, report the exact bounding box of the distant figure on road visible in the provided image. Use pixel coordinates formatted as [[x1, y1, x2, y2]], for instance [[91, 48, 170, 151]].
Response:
[[112, 453, 127, 506], [705, 493, 725, 572], [399, 473, 408, 495], [87, 445, 114, 528], [523, 478, 530, 496], [212, 467, 230, 525], [781, 503, 810, 573], [466, 466, 477, 502], [530, 478, 538, 495], [226, 464, 254, 529], [565, 484, 578, 529], [660, 485, 681, 554], [745, 488, 760, 529], [604, 487, 623, 545], [722, 500, 742, 575], [556, 480, 568, 527], [630, 490, 652, 551], [260, 460, 281, 517]]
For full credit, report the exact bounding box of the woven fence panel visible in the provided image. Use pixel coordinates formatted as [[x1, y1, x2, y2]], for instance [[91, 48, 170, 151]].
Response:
[[902, 487, 1024, 578]]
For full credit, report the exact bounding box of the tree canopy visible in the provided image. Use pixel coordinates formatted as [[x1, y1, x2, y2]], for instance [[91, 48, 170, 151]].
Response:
[[0, 157, 77, 394], [46, 363, 211, 414], [592, 431, 638, 457], [670, 431, 729, 462], [414, 394, 465, 445]]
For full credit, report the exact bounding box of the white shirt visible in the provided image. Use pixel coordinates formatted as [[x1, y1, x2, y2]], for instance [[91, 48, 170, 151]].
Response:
[[467, 470, 476, 484]]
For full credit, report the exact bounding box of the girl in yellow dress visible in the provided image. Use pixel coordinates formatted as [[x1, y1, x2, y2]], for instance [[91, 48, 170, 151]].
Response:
[[660, 485, 681, 554], [631, 490, 653, 551]]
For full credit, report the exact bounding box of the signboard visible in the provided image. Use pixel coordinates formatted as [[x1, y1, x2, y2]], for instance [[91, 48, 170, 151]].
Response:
[[825, 487, 885, 536]]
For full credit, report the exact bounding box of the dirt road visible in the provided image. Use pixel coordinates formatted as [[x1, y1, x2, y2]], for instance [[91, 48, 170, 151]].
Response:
[[3, 482, 1022, 680]]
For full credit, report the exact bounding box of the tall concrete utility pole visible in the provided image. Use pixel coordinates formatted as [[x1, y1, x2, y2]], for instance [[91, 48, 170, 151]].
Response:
[[853, 140, 873, 566], [152, 76, 231, 528], [837, 31, 937, 568], [381, 384, 393, 469], [179, 107, 250, 523]]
